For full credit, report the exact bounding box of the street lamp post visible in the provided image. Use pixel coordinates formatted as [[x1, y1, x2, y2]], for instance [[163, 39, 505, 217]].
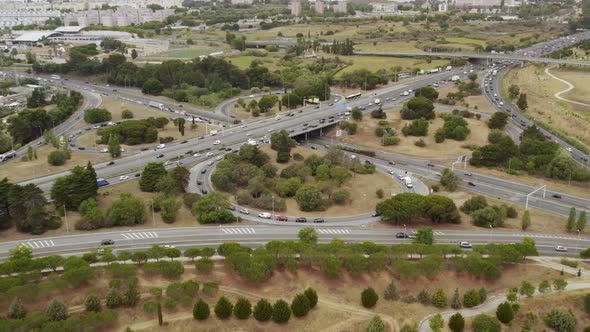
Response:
[[404, 224, 407, 236], [489, 223, 493, 243], [63, 205, 69, 233], [271, 195, 275, 219], [147, 199, 155, 227], [577, 229, 581, 252]]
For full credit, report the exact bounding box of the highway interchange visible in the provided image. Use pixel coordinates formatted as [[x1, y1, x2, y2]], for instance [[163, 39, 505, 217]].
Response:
[[2, 31, 590, 258]]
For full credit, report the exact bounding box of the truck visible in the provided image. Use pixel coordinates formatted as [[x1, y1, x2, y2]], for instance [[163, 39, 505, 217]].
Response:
[[247, 139, 257, 146], [492, 70, 498, 76], [374, 98, 381, 104], [450, 75, 460, 82], [148, 101, 164, 109], [429, 68, 440, 74], [0, 150, 16, 162], [210, 130, 218, 136], [403, 176, 413, 188], [96, 178, 110, 187]]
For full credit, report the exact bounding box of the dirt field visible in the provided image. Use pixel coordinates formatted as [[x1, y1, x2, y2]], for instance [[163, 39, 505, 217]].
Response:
[[502, 65, 590, 146], [326, 107, 490, 159], [76, 121, 218, 150], [99, 96, 175, 121], [229, 96, 296, 120], [0, 144, 110, 183], [436, 84, 496, 114]]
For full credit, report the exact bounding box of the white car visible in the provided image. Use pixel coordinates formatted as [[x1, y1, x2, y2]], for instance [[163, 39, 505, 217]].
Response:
[[206, 152, 213, 157], [258, 212, 272, 219], [157, 144, 166, 149], [100, 148, 108, 153], [566, 147, 573, 152], [193, 153, 202, 157], [555, 245, 568, 252], [215, 156, 222, 161], [213, 140, 221, 145], [246, 133, 252, 136], [239, 208, 249, 215], [163, 244, 175, 249], [165, 161, 174, 166], [92, 125, 100, 129], [459, 242, 472, 249], [119, 175, 129, 180], [206, 160, 214, 166]]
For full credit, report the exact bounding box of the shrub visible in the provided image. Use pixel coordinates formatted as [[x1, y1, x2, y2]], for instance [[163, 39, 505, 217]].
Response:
[[463, 289, 480, 308], [361, 287, 379, 308], [383, 281, 400, 301], [418, 288, 431, 305], [85, 294, 101, 313], [544, 309, 576, 332], [291, 293, 311, 317], [415, 138, 426, 147], [253, 298, 273, 322], [143, 300, 158, 313], [202, 282, 219, 297], [193, 299, 210, 320], [233, 297, 252, 320], [84, 108, 112, 124], [272, 299, 291, 323], [214, 296, 233, 319], [47, 150, 70, 166], [448, 313, 465, 332], [195, 257, 214, 273], [367, 315, 386, 332], [472, 314, 501, 332], [496, 302, 514, 324], [304, 287, 318, 308], [431, 288, 448, 308], [121, 109, 134, 119]]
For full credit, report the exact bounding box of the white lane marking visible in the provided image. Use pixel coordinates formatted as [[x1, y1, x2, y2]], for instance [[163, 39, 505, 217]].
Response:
[[138, 233, 146, 239], [122, 234, 130, 239], [49, 240, 54, 246], [222, 229, 229, 234], [249, 228, 256, 234], [38, 241, 44, 248], [44, 240, 50, 247], [26, 242, 34, 248]]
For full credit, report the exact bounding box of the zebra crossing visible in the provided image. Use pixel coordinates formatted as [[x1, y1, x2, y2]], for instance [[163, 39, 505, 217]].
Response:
[[434, 231, 445, 235], [21, 240, 55, 249], [221, 227, 256, 235], [121, 231, 159, 240], [317, 229, 350, 235]]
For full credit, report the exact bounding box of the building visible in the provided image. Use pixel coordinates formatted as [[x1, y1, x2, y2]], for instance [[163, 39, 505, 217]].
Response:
[[438, 1, 448, 12], [231, 0, 254, 4], [454, 0, 502, 8], [314, 0, 324, 14], [334, 0, 348, 14], [291, 0, 302, 17], [121, 38, 169, 56], [370, 2, 398, 13], [0, 9, 62, 28], [63, 6, 174, 27]]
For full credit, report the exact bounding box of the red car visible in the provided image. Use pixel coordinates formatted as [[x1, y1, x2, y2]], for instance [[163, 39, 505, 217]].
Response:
[[276, 216, 288, 221]]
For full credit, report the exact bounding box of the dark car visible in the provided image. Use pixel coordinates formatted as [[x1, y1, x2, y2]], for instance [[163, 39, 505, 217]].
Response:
[[201, 189, 208, 194], [107, 161, 115, 166], [198, 136, 205, 140], [311, 146, 317, 150], [197, 180, 202, 185], [201, 168, 207, 174], [134, 173, 141, 177], [313, 218, 325, 223], [156, 154, 164, 158], [395, 232, 409, 239], [186, 150, 193, 155], [551, 194, 562, 199], [371, 211, 380, 217], [226, 205, 236, 211], [100, 239, 114, 246], [427, 163, 435, 167], [295, 217, 307, 223], [69, 143, 75, 147], [78, 146, 86, 150], [388, 161, 395, 165], [467, 181, 476, 186], [140, 147, 149, 151], [180, 140, 188, 144]]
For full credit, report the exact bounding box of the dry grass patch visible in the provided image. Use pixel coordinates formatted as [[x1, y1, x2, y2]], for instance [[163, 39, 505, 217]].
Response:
[[502, 65, 590, 146], [100, 96, 174, 121], [326, 108, 490, 159], [0, 144, 110, 183]]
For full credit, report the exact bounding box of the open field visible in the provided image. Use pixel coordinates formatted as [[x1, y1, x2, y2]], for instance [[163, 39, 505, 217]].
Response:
[[354, 41, 422, 52], [445, 37, 487, 47], [0, 144, 110, 183], [148, 47, 229, 59], [334, 55, 449, 77], [553, 69, 590, 106], [226, 54, 284, 71], [326, 107, 490, 159], [436, 81, 497, 114], [76, 121, 217, 150], [502, 65, 590, 146], [99, 96, 174, 121]]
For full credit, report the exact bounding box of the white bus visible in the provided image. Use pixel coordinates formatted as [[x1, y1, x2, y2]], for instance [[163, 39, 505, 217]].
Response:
[[0, 150, 16, 162], [345, 93, 362, 100]]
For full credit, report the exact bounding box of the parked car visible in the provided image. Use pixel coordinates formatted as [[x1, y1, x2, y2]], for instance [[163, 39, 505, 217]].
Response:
[[551, 194, 562, 199], [107, 161, 115, 166], [467, 182, 476, 186]]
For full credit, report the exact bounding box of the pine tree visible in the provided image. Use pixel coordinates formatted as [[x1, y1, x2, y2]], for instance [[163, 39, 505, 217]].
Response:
[[253, 298, 273, 322], [431, 288, 448, 308], [193, 299, 210, 320], [8, 297, 26, 319], [361, 287, 379, 308], [383, 281, 400, 301], [495, 302, 514, 324], [577, 211, 587, 232], [304, 287, 318, 308], [366, 315, 386, 332], [272, 299, 291, 324], [451, 288, 461, 309], [108, 134, 121, 158], [214, 296, 233, 319], [46, 300, 67, 321], [131, 49, 138, 59], [567, 207, 577, 232], [448, 313, 465, 332], [521, 210, 531, 231], [157, 302, 163, 326], [418, 288, 431, 305], [291, 293, 311, 317], [233, 297, 252, 320]]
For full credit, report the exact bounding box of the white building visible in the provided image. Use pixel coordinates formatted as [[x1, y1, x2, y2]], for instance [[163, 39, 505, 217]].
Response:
[[334, 0, 348, 14], [314, 0, 324, 14], [370, 2, 398, 13], [291, 0, 302, 17], [63, 6, 174, 27], [0, 9, 62, 28]]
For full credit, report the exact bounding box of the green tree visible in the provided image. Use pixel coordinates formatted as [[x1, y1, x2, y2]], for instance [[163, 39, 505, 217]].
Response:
[[415, 86, 439, 100], [414, 227, 434, 245], [157, 302, 163, 326], [85, 294, 101, 313], [7, 297, 26, 319], [366, 315, 386, 332], [233, 297, 252, 320], [418, 288, 431, 305], [195, 257, 214, 273], [174, 117, 186, 136], [463, 289, 481, 308], [47, 150, 69, 166], [121, 109, 134, 119], [270, 130, 296, 163], [160, 198, 181, 224], [429, 313, 444, 332], [272, 299, 291, 323], [585, 293, 590, 315], [517, 93, 528, 111], [106, 193, 146, 226], [401, 96, 435, 120], [304, 287, 318, 308], [472, 314, 501, 332], [214, 296, 233, 319], [193, 299, 210, 320], [291, 293, 311, 317], [361, 287, 379, 308], [567, 207, 577, 232], [488, 112, 509, 130], [577, 211, 587, 232], [439, 168, 460, 191], [191, 191, 234, 224], [298, 227, 318, 245], [108, 134, 121, 158], [451, 288, 461, 309], [431, 288, 448, 308], [520, 280, 535, 298], [383, 281, 400, 301], [323, 256, 342, 278], [139, 162, 167, 192], [142, 78, 164, 95], [522, 210, 531, 230], [131, 49, 138, 59], [46, 300, 67, 321], [253, 298, 273, 322], [553, 278, 567, 291], [352, 107, 363, 121], [448, 313, 465, 332], [539, 280, 552, 293], [84, 108, 112, 124], [50, 164, 98, 210], [508, 84, 520, 99], [344, 253, 368, 276], [496, 302, 514, 324]]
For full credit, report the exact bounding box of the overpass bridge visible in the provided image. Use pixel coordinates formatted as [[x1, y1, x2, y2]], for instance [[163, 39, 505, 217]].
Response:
[[353, 50, 590, 66]]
